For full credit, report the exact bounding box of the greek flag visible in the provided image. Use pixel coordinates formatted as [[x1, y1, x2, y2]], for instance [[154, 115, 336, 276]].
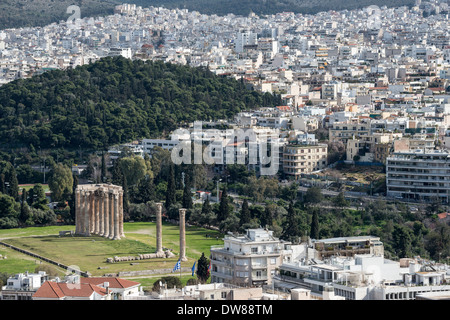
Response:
[[172, 259, 181, 272]]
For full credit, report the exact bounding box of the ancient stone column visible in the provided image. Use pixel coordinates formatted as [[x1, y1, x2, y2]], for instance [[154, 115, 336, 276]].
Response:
[[75, 190, 80, 234], [119, 191, 125, 238], [89, 191, 95, 233], [103, 192, 110, 238], [79, 190, 86, 235], [98, 190, 104, 236], [156, 202, 163, 255], [94, 192, 100, 235], [179, 208, 187, 261], [113, 193, 120, 240], [84, 191, 91, 236], [109, 193, 114, 239]]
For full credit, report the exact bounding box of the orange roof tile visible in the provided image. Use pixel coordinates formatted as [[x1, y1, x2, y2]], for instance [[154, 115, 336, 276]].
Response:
[[33, 281, 108, 299], [81, 277, 140, 289]]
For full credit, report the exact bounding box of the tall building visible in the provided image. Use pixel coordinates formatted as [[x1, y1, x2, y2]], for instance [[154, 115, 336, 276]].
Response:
[[210, 229, 294, 287], [234, 32, 258, 53], [386, 149, 450, 203]]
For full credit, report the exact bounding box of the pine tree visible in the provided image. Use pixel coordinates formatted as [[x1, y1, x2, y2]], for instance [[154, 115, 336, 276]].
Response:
[[240, 198, 251, 225], [165, 163, 176, 209], [202, 197, 211, 215], [101, 152, 107, 183], [122, 175, 130, 215], [111, 159, 124, 186], [69, 174, 78, 222], [8, 166, 19, 201], [217, 186, 229, 222], [19, 188, 31, 226], [310, 207, 320, 240], [281, 201, 301, 243], [260, 205, 273, 228], [137, 175, 155, 204], [182, 177, 193, 209], [196, 252, 210, 284]]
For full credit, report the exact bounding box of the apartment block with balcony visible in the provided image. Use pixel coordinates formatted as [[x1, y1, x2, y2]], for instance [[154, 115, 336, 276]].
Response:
[[328, 119, 371, 144], [386, 149, 450, 203], [282, 143, 328, 178], [210, 229, 293, 287]]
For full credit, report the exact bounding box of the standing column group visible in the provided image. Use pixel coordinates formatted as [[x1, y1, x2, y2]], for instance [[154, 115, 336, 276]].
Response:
[[75, 184, 124, 240]]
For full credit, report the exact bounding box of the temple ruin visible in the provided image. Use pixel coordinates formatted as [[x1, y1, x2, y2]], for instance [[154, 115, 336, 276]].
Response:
[[75, 184, 124, 240]]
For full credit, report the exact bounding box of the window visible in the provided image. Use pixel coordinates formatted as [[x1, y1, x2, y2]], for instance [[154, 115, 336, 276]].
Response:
[[221, 292, 227, 299]]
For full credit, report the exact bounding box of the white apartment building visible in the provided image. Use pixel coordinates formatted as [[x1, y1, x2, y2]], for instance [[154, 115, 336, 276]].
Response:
[[235, 32, 258, 53], [0, 271, 48, 300], [386, 149, 450, 203], [210, 229, 294, 287]]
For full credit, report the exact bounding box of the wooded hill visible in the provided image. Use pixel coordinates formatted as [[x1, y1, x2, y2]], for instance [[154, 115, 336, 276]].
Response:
[[0, 56, 281, 151]]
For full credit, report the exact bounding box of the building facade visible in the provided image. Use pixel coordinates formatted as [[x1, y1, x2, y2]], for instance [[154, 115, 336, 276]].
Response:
[[210, 229, 293, 287], [282, 143, 328, 178], [386, 149, 450, 203]]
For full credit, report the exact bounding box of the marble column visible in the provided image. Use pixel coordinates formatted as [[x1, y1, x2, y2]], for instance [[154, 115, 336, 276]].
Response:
[[179, 208, 187, 261], [156, 202, 163, 255], [98, 190, 104, 236], [84, 191, 91, 236], [103, 192, 110, 238], [119, 191, 125, 238], [109, 193, 114, 240], [94, 192, 100, 235], [75, 190, 80, 234], [90, 192, 96, 234], [113, 193, 120, 240]]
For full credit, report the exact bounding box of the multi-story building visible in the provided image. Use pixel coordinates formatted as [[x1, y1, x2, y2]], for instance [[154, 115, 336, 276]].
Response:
[[328, 119, 371, 144], [386, 149, 450, 203], [0, 271, 48, 300], [210, 228, 294, 287], [282, 143, 328, 178]]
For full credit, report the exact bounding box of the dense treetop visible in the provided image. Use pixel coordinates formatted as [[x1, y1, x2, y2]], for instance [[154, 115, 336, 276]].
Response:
[[0, 56, 280, 151]]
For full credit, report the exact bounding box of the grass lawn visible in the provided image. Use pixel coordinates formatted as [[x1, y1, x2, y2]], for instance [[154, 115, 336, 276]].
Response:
[[0, 246, 51, 275], [0, 222, 223, 277]]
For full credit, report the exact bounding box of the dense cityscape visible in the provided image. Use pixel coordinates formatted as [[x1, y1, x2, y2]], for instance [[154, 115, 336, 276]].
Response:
[[0, 0, 450, 307]]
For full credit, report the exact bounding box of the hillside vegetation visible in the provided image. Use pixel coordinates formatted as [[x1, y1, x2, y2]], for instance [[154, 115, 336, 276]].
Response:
[[0, 56, 281, 151]]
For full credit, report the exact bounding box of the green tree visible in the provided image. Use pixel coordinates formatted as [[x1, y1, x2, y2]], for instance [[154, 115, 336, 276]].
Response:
[[303, 186, 323, 206], [196, 252, 210, 284], [135, 175, 156, 204], [152, 276, 182, 291], [29, 184, 49, 211], [333, 192, 349, 208], [165, 163, 176, 209], [48, 163, 73, 202], [281, 202, 301, 243], [19, 188, 32, 226], [239, 198, 251, 225], [7, 166, 19, 201], [182, 175, 193, 209], [119, 156, 148, 187], [392, 225, 412, 258], [310, 207, 320, 240], [217, 186, 230, 222], [68, 174, 78, 222]]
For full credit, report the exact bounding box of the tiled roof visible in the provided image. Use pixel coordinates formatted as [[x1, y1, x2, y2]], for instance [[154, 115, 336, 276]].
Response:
[[80, 277, 140, 289], [33, 281, 108, 299]]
